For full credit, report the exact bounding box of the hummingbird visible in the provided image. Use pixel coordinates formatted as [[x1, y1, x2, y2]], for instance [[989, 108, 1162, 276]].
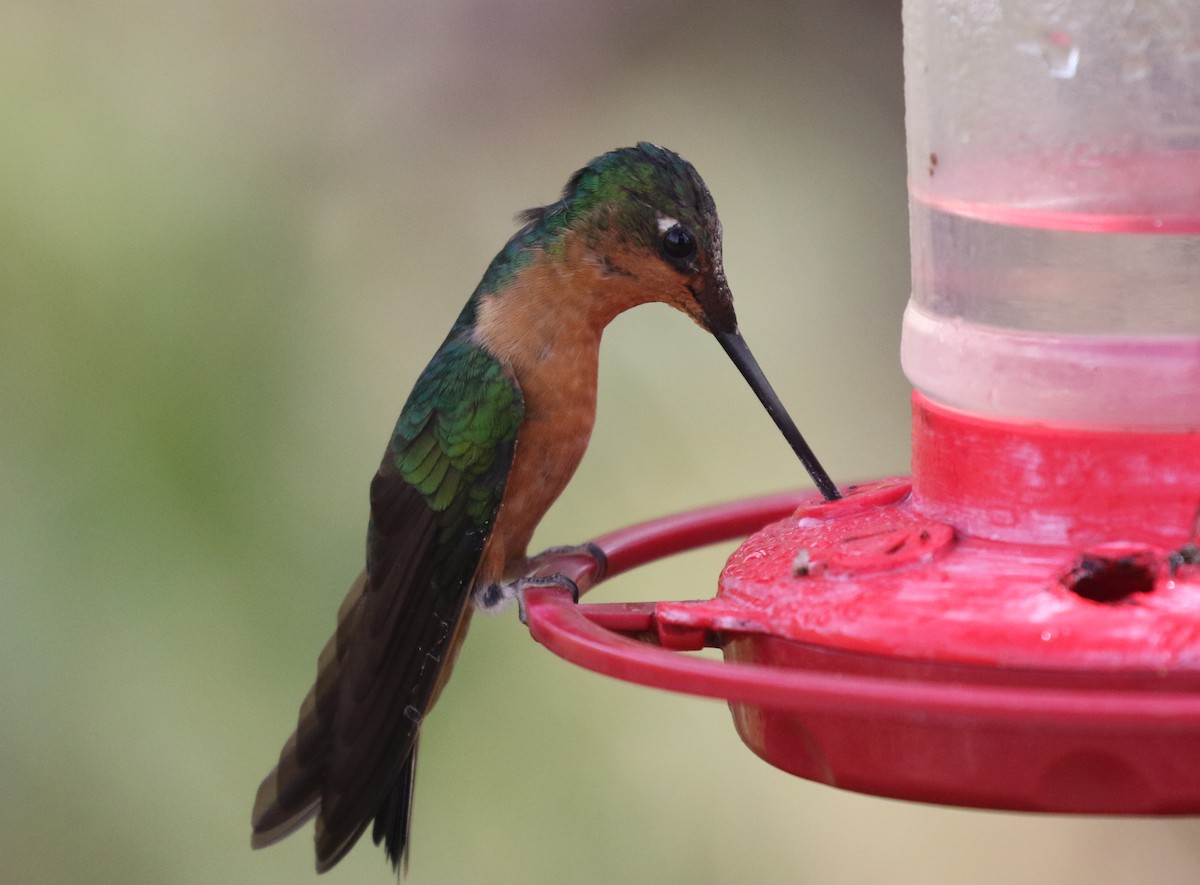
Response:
[[250, 142, 839, 875]]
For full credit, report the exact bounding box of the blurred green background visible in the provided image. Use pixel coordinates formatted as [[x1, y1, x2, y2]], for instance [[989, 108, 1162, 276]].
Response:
[[4, 1, 1200, 883]]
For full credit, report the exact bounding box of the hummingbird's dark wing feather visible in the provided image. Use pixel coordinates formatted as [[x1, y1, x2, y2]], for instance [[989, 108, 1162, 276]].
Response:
[[251, 336, 523, 873]]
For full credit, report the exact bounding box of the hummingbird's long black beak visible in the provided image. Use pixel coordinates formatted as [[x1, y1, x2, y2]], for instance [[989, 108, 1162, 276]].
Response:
[[715, 330, 841, 501]]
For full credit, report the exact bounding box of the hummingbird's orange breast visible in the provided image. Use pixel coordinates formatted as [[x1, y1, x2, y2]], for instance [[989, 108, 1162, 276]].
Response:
[[469, 242, 649, 583]]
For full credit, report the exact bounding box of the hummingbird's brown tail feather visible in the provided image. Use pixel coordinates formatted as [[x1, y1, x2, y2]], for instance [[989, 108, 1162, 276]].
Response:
[[250, 571, 369, 852]]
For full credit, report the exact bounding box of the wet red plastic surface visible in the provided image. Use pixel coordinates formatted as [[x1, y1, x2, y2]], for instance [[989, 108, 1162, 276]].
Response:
[[669, 478, 1200, 672], [912, 393, 1200, 547], [523, 394, 1200, 813]]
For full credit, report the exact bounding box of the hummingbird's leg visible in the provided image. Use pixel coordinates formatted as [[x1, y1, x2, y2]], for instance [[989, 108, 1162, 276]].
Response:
[[475, 574, 581, 624], [473, 541, 606, 614]]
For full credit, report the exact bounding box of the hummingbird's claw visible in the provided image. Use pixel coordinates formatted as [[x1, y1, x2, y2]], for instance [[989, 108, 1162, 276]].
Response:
[[524, 541, 608, 583], [520, 574, 585, 624]]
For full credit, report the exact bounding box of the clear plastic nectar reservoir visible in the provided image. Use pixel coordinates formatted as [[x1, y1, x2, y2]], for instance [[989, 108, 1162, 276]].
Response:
[[901, 0, 1200, 428]]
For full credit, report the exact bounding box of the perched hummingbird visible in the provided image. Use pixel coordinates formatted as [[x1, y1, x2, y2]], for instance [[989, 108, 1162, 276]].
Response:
[[250, 142, 839, 875]]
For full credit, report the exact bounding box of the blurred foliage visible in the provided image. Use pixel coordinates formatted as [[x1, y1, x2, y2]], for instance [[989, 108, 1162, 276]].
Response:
[[3, 1, 1199, 883]]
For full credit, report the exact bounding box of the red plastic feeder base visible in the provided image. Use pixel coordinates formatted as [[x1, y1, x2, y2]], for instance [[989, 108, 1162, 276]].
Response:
[[523, 394, 1200, 814]]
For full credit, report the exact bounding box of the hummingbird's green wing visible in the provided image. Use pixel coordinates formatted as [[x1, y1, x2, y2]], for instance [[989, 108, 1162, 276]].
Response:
[[251, 335, 523, 872]]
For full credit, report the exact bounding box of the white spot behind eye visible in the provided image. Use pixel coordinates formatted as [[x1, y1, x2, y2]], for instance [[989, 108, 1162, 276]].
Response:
[[656, 215, 679, 234]]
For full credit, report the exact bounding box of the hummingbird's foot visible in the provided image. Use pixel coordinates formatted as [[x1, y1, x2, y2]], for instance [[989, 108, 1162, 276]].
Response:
[[475, 574, 581, 623], [474, 543, 603, 619], [524, 542, 608, 582]]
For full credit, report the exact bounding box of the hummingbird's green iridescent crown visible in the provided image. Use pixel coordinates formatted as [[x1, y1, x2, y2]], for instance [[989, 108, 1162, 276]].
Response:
[[539, 141, 719, 247]]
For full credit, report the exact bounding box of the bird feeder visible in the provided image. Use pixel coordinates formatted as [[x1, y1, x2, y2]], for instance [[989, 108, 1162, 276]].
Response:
[[523, 0, 1200, 812]]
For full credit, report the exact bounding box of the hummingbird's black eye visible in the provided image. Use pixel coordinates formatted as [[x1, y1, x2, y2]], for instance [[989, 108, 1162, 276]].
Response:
[[660, 224, 697, 262]]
